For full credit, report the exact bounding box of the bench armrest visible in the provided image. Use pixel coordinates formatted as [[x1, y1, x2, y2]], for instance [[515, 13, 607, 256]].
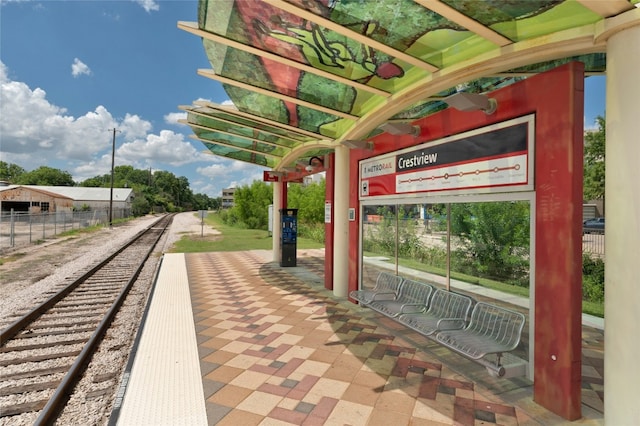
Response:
[[436, 318, 467, 331]]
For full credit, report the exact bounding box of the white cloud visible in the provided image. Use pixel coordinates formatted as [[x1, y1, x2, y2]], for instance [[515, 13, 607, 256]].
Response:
[[0, 0, 36, 5], [71, 133, 209, 183], [231, 168, 270, 190], [134, 0, 159, 12], [102, 11, 121, 21], [0, 62, 268, 196], [73, 158, 113, 181], [195, 163, 231, 180], [117, 130, 203, 167], [164, 112, 187, 125], [197, 159, 262, 179], [71, 58, 91, 78], [120, 113, 153, 140], [0, 62, 207, 182], [195, 160, 266, 196], [1, 64, 115, 160]]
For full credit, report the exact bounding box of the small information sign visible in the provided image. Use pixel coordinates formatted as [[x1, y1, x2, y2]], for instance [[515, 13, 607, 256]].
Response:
[[325, 202, 332, 223], [263, 171, 280, 182]]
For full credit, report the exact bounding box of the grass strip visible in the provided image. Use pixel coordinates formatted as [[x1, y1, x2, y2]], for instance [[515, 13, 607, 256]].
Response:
[[169, 212, 324, 253]]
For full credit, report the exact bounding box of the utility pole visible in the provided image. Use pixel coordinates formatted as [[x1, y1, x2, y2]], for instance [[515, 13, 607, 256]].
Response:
[[108, 128, 120, 228]]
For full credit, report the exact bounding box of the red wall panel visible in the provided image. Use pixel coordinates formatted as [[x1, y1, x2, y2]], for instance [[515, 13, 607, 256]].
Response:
[[347, 62, 584, 420]]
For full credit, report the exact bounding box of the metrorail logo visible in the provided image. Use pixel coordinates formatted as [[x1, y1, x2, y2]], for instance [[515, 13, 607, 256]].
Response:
[[361, 160, 395, 178]]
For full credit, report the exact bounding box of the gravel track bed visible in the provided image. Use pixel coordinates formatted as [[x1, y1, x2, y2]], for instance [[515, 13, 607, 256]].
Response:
[[0, 212, 206, 425], [0, 215, 161, 326], [3, 336, 87, 350], [0, 342, 85, 359], [1, 359, 73, 376]]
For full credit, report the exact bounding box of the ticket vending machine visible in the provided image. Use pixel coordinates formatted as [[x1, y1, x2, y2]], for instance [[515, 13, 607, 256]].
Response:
[[280, 208, 298, 267]]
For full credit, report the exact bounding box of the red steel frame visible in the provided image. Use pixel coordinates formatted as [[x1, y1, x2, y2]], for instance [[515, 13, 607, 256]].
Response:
[[343, 62, 584, 420]]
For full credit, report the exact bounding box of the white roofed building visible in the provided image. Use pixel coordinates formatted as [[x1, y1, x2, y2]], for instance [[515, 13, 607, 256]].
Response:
[[0, 185, 133, 213]]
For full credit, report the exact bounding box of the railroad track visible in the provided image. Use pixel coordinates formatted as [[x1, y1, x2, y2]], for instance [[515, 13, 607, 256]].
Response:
[[0, 214, 173, 424]]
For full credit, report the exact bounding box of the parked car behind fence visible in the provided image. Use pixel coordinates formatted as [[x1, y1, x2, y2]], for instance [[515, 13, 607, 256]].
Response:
[[583, 217, 605, 234]]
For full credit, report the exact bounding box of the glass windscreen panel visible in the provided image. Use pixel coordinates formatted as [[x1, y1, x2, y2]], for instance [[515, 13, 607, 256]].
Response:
[[360, 200, 530, 294], [448, 201, 530, 289], [361, 204, 398, 290]]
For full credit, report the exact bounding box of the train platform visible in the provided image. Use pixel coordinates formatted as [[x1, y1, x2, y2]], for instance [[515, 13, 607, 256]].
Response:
[[111, 249, 604, 425]]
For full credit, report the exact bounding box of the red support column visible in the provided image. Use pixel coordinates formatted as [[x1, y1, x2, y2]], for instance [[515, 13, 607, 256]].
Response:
[[532, 63, 584, 421], [348, 151, 361, 297]]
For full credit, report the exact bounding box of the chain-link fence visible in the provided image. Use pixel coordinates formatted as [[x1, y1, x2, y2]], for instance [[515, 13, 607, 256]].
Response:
[[0, 209, 131, 251]]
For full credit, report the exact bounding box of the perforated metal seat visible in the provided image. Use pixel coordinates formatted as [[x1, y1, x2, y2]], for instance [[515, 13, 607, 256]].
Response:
[[398, 289, 474, 336], [349, 271, 403, 305], [368, 278, 434, 318]]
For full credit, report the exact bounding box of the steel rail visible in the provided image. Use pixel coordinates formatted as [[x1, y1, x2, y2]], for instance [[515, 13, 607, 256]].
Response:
[[0, 218, 163, 345], [33, 213, 173, 425], [0, 214, 173, 424]]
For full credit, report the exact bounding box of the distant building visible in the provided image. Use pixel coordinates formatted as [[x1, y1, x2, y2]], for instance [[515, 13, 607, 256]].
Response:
[[583, 200, 604, 220], [221, 187, 236, 209], [303, 172, 325, 186], [0, 185, 134, 213], [0, 185, 73, 213]]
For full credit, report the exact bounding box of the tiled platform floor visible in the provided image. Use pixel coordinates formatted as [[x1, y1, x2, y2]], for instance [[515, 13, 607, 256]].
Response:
[[185, 249, 604, 426]]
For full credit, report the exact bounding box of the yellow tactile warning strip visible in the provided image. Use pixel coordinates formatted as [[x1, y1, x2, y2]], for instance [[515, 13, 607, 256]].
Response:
[[117, 253, 208, 426], [184, 250, 605, 425]]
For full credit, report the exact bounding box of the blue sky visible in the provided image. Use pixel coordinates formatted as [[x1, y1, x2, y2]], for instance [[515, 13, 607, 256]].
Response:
[[0, 0, 606, 198]]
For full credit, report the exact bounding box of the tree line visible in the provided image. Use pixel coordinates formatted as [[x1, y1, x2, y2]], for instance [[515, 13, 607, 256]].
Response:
[[0, 162, 221, 216], [219, 179, 327, 242]]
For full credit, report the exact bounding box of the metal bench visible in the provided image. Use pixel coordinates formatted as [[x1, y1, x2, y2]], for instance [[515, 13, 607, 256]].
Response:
[[349, 271, 403, 306], [435, 302, 526, 376], [397, 289, 474, 337], [368, 278, 434, 318]]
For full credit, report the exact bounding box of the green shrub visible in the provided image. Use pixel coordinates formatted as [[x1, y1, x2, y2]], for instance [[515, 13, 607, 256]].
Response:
[[220, 208, 241, 226], [582, 254, 605, 303], [298, 222, 325, 243], [583, 275, 605, 303], [417, 246, 448, 269]]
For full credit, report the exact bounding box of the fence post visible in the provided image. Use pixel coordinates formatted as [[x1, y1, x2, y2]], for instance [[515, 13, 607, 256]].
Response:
[[10, 209, 15, 247], [42, 213, 45, 240]]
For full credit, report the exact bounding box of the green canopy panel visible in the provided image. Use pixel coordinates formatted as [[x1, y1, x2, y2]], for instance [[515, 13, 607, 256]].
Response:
[[179, 0, 635, 170], [201, 141, 277, 168]]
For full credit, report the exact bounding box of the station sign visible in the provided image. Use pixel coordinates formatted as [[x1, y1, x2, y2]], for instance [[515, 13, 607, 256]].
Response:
[[359, 115, 535, 199]]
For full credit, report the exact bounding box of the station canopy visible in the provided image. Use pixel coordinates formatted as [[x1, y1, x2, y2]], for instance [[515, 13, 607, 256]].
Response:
[[178, 0, 636, 171]]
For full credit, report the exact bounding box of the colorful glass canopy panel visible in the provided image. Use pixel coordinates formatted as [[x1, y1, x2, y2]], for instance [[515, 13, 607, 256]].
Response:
[[181, 0, 634, 169]]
